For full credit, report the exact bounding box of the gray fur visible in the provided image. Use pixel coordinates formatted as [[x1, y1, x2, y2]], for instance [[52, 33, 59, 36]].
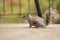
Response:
[[23, 14, 46, 28]]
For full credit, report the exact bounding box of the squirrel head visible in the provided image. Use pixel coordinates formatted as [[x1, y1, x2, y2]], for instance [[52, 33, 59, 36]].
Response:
[[22, 14, 32, 19]]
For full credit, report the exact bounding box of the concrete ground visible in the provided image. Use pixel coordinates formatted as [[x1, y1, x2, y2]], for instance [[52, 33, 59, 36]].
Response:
[[0, 24, 60, 40]]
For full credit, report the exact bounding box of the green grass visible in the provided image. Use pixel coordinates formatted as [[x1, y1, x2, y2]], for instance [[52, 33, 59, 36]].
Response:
[[56, 15, 60, 24], [0, 14, 60, 24], [0, 14, 37, 23], [0, 15, 28, 23]]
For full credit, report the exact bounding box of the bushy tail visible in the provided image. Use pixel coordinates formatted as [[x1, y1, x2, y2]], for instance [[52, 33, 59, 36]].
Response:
[[45, 7, 59, 25]]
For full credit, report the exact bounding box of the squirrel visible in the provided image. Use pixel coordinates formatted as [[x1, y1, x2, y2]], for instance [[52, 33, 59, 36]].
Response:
[[22, 8, 58, 28], [22, 14, 46, 28]]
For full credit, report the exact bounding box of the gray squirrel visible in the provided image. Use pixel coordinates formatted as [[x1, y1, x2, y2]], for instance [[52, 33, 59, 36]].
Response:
[[23, 14, 46, 28], [22, 8, 58, 28]]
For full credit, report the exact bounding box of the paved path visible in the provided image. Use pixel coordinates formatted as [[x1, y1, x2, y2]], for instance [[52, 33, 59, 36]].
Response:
[[0, 24, 60, 40], [0, 24, 60, 27]]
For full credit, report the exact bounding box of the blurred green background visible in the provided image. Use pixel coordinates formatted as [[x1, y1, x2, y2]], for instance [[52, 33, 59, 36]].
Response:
[[0, 0, 60, 23]]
